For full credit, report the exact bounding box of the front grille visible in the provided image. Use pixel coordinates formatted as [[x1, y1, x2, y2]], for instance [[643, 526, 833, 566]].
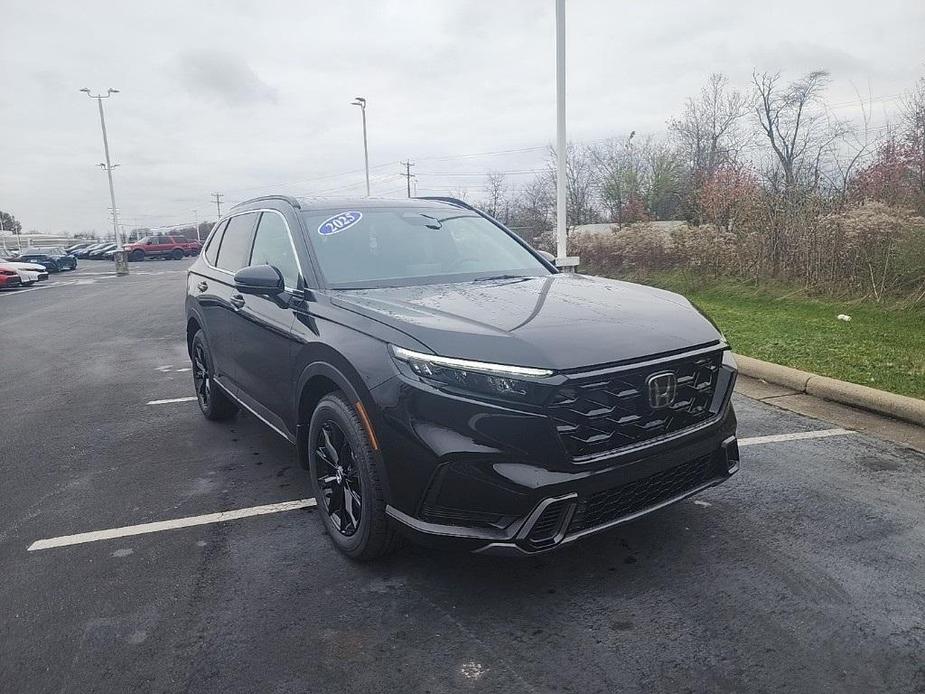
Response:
[[568, 455, 715, 533], [549, 350, 723, 460]]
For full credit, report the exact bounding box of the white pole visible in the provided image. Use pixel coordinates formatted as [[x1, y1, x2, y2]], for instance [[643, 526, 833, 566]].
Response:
[[352, 97, 370, 197], [96, 97, 121, 245], [361, 105, 370, 197], [555, 0, 567, 262]]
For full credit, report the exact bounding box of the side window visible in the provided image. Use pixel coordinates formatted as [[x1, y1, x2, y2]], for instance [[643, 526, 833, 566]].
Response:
[[204, 221, 228, 265], [249, 212, 300, 288], [216, 213, 258, 272]]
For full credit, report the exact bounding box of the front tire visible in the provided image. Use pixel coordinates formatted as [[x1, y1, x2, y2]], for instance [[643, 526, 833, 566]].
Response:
[[191, 330, 237, 421], [130, 249, 145, 262], [170, 248, 184, 260], [307, 393, 398, 560]]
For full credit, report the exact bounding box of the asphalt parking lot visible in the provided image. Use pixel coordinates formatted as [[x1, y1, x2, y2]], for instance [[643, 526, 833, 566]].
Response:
[[1, 259, 923, 694]]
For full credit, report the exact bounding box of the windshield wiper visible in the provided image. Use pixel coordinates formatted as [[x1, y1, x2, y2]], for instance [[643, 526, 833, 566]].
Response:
[[470, 274, 531, 283]]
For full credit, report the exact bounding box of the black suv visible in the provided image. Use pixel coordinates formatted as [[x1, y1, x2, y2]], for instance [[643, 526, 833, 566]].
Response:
[[185, 196, 738, 559]]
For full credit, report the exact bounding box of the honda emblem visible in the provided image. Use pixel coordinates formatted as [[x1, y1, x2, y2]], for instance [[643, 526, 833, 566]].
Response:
[[646, 371, 677, 409]]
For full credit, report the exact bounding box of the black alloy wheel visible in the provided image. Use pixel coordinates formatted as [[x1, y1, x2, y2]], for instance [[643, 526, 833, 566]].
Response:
[[314, 421, 363, 536], [193, 341, 212, 409], [190, 330, 237, 420], [306, 393, 400, 560]]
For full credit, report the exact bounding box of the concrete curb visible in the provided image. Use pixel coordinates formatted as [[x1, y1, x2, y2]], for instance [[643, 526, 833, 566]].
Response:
[[734, 354, 925, 427]]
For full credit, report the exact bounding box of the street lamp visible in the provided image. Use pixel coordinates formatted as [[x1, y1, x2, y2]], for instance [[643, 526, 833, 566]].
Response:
[[81, 88, 123, 245], [351, 96, 370, 197]]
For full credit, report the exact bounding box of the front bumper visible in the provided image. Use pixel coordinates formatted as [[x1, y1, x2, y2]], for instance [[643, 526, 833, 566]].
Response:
[[371, 349, 738, 554]]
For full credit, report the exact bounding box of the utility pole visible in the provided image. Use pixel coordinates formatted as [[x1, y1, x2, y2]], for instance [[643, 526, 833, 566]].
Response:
[[554, 0, 578, 271], [400, 160, 415, 198], [193, 209, 200, 241], [351, 97, 370, 196], [80, 88, 122, 245], [211, 193, 224, 218]]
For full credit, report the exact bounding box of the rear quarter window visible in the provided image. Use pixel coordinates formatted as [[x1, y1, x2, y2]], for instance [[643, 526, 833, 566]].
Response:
[[203, 221, 228, 266]]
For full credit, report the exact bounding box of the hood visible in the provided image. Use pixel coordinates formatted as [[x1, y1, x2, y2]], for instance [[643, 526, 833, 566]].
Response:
[[331, 274, 723, 371], [6, 261, 46, 271]]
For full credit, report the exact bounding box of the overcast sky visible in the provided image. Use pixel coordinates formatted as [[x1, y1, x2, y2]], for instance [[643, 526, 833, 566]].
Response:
[[2, 0, 923, 234]]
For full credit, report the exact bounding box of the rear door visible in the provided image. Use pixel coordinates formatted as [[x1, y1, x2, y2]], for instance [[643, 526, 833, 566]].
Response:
[[200, 213, 259, 392], [225, 210, 302, 437]]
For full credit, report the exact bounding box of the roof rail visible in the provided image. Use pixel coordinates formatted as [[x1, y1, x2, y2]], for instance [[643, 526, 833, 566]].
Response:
[[230, 195, 302, 210], [412, 196, 477, 211]]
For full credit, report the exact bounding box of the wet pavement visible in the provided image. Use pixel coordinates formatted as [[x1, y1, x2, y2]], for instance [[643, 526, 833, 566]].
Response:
[[1, 259, 923, 693]]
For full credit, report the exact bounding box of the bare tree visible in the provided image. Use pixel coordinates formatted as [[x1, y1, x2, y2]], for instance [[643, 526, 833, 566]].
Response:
[[590, 133, 647, 226], [482, 170, 509, 222], [670, 73, 749, 183], [901, 75, 925, 209], [546, 143, 600, 227], [508, 175, 555, 249], [645, 140, 685, 220], [752, 70, 846, 190]]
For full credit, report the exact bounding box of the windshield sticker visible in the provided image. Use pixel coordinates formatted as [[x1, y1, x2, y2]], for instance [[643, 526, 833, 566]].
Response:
[[318, 211, 362, 236]]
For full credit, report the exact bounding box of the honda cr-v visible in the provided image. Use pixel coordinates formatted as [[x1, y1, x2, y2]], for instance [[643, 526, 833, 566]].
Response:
[[185, 196, 738, 559]]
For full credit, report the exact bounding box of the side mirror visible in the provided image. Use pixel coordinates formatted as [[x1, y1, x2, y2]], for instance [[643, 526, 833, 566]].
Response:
[[538, 250, 556, 263], [234, 264, 284, 295]]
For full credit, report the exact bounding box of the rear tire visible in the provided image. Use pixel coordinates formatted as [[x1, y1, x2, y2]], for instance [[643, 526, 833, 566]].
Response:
[[171, 248, 184, 260], [191, 330, 237, 421], [307, 393, 399, 560]]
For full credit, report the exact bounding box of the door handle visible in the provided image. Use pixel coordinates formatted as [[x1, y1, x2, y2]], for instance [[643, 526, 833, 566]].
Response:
[[197, 281, 208, 292], [230, 293, 245, 309]]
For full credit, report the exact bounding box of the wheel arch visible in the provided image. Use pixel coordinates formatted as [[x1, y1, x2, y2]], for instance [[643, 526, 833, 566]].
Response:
[[294, 359, 384, 489], [185, 312, 204, 357]]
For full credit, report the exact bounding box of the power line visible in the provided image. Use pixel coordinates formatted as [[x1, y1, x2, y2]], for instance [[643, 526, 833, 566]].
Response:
[[211, 192, 224, 218], [400, 160, 416, 198]]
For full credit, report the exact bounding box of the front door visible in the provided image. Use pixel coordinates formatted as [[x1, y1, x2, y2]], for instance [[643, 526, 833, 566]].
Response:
[[226, 210, 302, 438]]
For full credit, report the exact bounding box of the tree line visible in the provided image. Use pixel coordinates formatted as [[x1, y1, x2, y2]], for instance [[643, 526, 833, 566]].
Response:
[[474, 70, 925, 302]]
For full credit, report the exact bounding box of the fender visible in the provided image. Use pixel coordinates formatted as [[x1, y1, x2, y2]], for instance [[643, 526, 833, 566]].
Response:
[[293, 360, 393, 503], [185, 301, 212, 355]]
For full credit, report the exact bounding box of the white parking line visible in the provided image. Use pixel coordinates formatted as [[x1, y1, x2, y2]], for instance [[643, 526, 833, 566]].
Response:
[[24, 427, 858, 552], [739, 428, 853, 446], [27, 499, 317, 551], [147, 396, 197, 405]]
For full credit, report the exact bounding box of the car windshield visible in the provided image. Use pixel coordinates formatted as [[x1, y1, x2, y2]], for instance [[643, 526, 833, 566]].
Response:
[[21, 248, 50, 255], [301, 206, 551, 289]]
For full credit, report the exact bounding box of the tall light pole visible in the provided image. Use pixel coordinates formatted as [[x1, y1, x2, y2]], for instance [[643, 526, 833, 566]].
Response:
[[351, 96, 370, 196], [554, 0, 578, 271], [81, 88, 123, 245], [555, 0, 567, 263]]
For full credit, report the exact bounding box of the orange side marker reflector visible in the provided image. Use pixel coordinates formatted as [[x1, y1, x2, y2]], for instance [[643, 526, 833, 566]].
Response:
[[355, 400, 380, 451]]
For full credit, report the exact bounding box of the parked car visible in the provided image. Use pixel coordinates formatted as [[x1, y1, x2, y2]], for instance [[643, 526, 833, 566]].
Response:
[[66, 242, 95, 255], [16, 268, 42, 285], [0, 263, 24, 289], [17, 247, 77, 272], [72, 243, 105, 259], [87, 243, 118, 259], [124, 235, 201, 261], [0, 260, 49, 282], [185, 196, 739, 560]]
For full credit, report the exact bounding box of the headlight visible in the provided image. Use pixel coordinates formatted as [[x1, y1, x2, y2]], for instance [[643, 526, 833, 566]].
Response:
[[390, 345, 552, 401]]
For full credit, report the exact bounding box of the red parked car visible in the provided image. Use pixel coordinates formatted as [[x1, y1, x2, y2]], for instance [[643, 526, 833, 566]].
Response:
[[0, 264, 24, 289], [123, 235, 202, 261]]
